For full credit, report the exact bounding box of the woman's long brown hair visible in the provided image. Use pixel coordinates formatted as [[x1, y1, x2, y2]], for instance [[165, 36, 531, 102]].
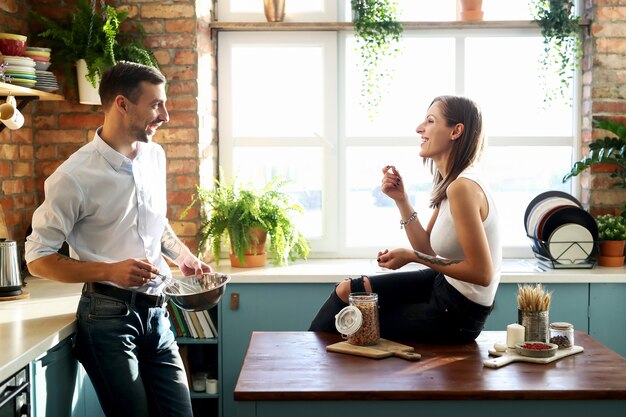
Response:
[[424, 95, 484, 208]]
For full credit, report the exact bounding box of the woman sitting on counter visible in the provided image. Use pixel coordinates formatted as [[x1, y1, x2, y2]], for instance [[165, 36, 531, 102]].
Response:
[[310, 95, 502, 343]]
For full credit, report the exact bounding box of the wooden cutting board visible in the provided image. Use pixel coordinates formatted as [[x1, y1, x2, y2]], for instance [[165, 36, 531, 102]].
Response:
[[483, 345, 584, 368], [326, 338, 421, 361]]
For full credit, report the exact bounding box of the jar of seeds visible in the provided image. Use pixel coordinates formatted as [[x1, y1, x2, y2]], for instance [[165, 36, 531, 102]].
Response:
[[549, 322, 574, 349], [335, 292, 380, 346]]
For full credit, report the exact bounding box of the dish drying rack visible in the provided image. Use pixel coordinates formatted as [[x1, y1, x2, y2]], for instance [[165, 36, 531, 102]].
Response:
[[527, 235, 597, 269]]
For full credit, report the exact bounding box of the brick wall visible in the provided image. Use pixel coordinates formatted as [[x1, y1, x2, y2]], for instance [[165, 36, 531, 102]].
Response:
[[585, 0, 626, 217], [0, 0, 212, 254], [0, 0, 33, 241]]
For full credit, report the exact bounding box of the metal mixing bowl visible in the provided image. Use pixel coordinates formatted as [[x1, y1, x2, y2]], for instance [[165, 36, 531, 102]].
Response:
[[164, 272, 231, 311]]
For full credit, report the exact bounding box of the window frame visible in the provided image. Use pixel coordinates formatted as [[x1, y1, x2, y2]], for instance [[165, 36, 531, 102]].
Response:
[[215, 23, 582, 260]]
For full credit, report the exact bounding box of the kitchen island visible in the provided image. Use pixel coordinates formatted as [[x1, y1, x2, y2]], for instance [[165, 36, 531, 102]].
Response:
[[234, 331, 626, 417]]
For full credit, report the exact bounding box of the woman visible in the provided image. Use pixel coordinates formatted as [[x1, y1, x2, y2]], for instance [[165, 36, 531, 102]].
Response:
[[309, 95, 501, 343]]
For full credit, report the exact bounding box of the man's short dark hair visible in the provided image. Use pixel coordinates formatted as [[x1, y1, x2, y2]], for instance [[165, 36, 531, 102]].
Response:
[[98, 61, 166, 109]]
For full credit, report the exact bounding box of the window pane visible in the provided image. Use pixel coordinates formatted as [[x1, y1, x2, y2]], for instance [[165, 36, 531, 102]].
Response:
[[232, 147, 323, 238], [482, 146, 573, 250], [345, 36, 456, 137], [229, 0, 325, 12], [465, 37, 573, 137], [231, 46, 325, 138], [482, 0, 533, 20], [345, 147, 434, 248]]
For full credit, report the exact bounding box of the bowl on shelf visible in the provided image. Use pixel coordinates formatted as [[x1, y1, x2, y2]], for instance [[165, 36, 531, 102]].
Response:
[[0, 33, 27, 56], [164, 272, 231, 312]]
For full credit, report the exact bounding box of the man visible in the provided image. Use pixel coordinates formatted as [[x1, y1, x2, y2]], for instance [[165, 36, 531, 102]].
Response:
[[25, 61, 210, 417]]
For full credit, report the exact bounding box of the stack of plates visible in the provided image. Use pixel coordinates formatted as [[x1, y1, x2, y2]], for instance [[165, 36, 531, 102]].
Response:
[[2, 55, 36, 88], [24, 47, 51, 71], [524, 191, 598, 266], [34, 70, 59, 93]]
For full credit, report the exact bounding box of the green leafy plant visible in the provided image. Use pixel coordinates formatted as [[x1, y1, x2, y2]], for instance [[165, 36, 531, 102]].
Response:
[[563, 119, 626, 187], [530, 0, 582, 105], [31, 0, 158, 87], [351, 0, 403, 117], [182, 176, 310, 266], [596, 214, 626, 241]]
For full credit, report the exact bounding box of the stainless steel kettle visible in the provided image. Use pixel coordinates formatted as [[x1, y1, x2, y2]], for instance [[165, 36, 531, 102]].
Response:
[[0, 239, 22, 297]]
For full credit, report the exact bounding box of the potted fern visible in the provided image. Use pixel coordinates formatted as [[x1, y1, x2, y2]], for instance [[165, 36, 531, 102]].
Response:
[[31, 0, 158, 105], [595, 214, 626, 267], [183, 177, 310, 268], [351, 0, 403, 118]]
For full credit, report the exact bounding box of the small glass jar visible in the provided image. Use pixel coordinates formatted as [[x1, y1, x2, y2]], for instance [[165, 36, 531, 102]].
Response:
[[549, 322, 574, 349], [335, 292, 380, 346]]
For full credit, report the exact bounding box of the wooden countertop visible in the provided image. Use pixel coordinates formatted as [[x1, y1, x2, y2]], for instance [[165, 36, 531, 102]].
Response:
[[0, 277, 82, 380], [234, 331, 626, 401]]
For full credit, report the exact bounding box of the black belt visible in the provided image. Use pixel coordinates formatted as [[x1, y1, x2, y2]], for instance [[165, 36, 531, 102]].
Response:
[[85, 282, 166, 308]]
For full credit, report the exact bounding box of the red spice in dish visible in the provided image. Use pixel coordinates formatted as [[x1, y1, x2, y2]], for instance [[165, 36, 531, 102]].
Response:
[[521, 342, 552, 350]]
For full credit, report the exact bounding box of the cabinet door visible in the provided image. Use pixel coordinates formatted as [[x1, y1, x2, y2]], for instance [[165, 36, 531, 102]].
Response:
[[220, 283, 334, 417], [31, 336, 81, 417], [589, 284, 626, 357], [484, 283, 589, 333]]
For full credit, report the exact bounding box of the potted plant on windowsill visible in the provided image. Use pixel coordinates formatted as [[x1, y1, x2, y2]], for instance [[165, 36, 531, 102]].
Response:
[[31, 0, 159, 105], [595, 214, 626, 267], [530, 0, 582, 106], [182, 176, 310, 268]]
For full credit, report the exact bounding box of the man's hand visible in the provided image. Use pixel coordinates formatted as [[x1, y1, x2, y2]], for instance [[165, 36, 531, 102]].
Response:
[[175, 251, 212, 278], [106, 258, 161, 288]]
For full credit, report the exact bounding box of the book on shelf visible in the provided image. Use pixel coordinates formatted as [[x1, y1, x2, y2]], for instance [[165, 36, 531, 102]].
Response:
[[196, 310, 214, 338], [169, 302, 190, 337], [204, 310, 218, 337], [180, 309, 199, 338]]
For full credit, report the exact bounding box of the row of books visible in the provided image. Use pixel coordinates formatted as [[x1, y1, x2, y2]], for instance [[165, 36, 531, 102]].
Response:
[[167, 302, 218, 339]]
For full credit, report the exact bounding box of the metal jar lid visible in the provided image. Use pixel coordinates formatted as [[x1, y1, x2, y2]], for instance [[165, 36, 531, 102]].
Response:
[[335, 305, 362, 336]]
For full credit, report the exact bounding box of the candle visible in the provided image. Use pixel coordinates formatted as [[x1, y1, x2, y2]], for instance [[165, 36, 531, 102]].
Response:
[[507, 323, 525, 348]]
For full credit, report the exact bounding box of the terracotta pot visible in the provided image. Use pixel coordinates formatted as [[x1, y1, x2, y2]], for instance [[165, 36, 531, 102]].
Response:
[[229, 228, 267, 268], [458, 0, 483, 21], [599, 240, 626, 257], [597, 255, 625, 267]]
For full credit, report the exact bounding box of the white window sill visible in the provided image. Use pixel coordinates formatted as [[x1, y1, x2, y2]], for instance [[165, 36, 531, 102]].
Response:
[[214, 258, 626, 284]]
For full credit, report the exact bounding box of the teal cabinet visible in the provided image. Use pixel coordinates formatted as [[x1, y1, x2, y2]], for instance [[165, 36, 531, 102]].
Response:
[[31, 336, 105, 417], [219, 283, 334, 417], [484, 283, 589, 333], [589, 284, 626, 357]]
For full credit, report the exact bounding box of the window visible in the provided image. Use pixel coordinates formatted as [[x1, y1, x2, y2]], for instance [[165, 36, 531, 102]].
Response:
[[216, 0, 579, 258]]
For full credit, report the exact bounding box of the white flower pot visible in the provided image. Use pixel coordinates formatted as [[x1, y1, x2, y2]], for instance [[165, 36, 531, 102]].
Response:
[[76, 59, 101, 105]]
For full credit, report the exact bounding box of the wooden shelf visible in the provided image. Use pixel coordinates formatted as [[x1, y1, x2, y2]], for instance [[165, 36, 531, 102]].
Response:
[[210, 20, 540, 31], [209, 19, 590, 32], [0, 81, 63, 101]]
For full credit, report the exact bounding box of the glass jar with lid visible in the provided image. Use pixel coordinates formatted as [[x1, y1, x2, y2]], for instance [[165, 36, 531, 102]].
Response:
[[549, 322, 574, 349], [335, 292, 380, 346]]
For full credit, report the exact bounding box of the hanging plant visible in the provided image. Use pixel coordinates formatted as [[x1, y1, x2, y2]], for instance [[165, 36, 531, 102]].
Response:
[[351, 0, 403, 118], [530, 0, 582, 106]]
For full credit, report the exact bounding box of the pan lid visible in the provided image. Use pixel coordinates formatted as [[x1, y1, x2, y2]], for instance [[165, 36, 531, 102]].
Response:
[[335, 305, 362, 336]]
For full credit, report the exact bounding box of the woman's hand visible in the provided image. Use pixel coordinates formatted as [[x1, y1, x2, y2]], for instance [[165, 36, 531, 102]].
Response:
[[381, 165, 407, 203], [376, 248, 413, 270]]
